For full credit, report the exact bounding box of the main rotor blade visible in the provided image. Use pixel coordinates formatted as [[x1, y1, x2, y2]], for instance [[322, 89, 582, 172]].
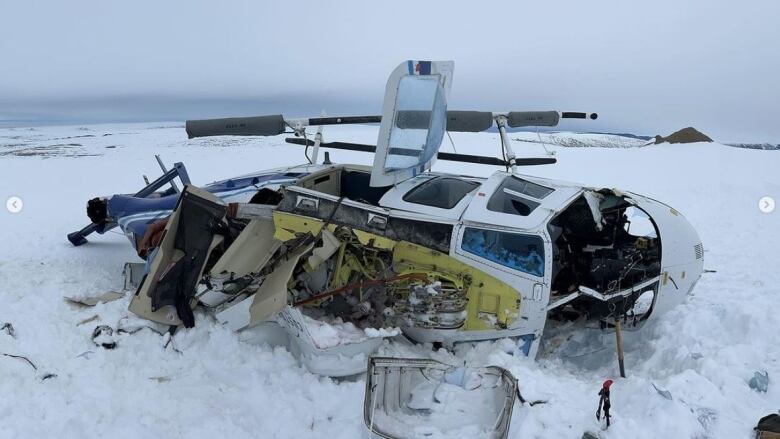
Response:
[[506, 111, 598, 128], [507, 111, 560, 128], [185, 115, 286, 138], [186, 111, 497, 139], [394, 110, 494, 132], [186, 110, 599, 138]]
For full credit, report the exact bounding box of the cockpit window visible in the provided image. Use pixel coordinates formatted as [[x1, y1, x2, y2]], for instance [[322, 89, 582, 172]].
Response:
[[403, 177, 479, 209], [461, 227, 545, 277], [487, 176, 553, 216]]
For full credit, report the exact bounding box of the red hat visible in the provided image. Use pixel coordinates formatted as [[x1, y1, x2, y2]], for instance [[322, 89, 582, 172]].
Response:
[[602, 379, 614, 389]]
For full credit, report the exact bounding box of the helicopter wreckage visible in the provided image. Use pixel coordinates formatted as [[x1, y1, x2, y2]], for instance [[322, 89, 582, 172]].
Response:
[[69, 61, 703, 437]]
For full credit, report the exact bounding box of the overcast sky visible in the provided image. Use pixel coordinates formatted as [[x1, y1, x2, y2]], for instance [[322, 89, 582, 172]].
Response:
[[1, 0, 778, 141]]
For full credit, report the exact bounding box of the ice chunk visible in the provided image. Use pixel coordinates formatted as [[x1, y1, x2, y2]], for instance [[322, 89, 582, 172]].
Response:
[[749, 370, 769, 393]]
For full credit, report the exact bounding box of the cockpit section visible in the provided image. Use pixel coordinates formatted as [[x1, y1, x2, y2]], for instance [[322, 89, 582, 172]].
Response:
[[546, 189, 662, 327]]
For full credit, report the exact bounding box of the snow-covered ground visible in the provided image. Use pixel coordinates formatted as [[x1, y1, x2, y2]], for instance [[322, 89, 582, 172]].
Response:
[[0, 122, 777, 438]]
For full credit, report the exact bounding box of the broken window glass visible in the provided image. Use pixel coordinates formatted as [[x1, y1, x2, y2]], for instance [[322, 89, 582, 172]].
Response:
[[461, 227, 545, 277], [403, 177, 479, 209], [487, 177, 552, 216]]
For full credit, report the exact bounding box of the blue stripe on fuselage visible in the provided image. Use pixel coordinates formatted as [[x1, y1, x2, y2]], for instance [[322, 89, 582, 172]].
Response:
[[107, 171, 307, 249]]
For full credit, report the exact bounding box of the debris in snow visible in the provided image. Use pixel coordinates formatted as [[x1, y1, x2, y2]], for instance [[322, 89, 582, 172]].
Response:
[[515, 388, 547, 406], [1, 322, 15, 338], [77, 315, 99, 326], [1, 352, 37, 370], [65, 290, 124, 307], [1, 351, 58, 380], [582, 432, 600, 439], [652, 382, 673, 400], [365, 357, 518, 439], [149, 376, 172, 383], [749, 370, 769, 393], [91, 325, 117, 349]]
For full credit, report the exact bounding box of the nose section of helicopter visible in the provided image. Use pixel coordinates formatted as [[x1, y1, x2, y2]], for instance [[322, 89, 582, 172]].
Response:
[[630, 195, 705, 318]]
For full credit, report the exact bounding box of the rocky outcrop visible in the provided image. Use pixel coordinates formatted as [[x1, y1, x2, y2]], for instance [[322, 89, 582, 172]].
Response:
[[654, 127, 713, 144]]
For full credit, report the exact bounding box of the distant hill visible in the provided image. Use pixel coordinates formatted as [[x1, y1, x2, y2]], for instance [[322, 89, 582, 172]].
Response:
[[654, 127, 712, 144]]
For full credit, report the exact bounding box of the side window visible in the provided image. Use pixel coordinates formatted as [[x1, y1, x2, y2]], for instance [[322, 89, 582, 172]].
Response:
[[461, 227, 545, 277]]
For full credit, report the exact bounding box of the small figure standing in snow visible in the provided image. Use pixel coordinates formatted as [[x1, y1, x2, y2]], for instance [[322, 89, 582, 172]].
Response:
[[596, 379, 613, 429]]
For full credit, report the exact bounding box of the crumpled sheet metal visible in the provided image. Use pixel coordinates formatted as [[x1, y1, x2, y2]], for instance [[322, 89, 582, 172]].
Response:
[[364, 356, 517, 439]]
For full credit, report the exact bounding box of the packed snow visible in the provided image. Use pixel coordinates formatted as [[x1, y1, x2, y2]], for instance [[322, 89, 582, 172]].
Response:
[[298, 313, 399, 350], [0, 122, 777, 438]]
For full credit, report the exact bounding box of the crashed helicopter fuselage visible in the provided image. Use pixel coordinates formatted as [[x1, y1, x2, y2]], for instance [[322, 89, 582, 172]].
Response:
[[70, 61, 704, 376]]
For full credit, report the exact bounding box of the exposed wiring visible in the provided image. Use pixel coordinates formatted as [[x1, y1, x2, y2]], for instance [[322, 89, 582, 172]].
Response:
[[1, 352, 37, 370], [283, 120, 313, 165], [303, 130, 312, 164]]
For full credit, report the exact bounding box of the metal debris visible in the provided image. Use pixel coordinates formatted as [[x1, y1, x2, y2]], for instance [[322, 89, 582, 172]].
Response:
[[652, 382, 673, 400], [65, 291, 125, 307], [1, 322, 15, 338], [92, 325, 117, 349]]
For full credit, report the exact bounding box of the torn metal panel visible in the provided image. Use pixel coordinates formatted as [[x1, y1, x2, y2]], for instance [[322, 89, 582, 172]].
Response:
[[306, 228, 340, 270], [230, 203, 276, 220], [209, 218, 281, 280], [199, 218, 282, 308], [215, 241, 314, 331], [65, 291, 125, 307], [122, 262, 146, 291], [582, 190, 605, 231], [129, 185, 226, 327], [364, 357, 517, 439]]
